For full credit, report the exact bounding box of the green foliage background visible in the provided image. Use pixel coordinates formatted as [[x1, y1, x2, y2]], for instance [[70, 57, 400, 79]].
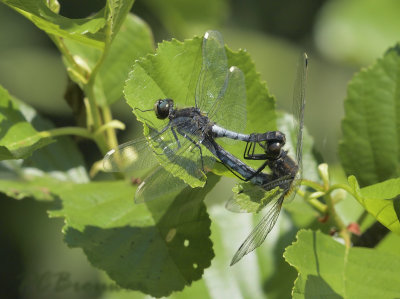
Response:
[[0, 0, 400, 298]]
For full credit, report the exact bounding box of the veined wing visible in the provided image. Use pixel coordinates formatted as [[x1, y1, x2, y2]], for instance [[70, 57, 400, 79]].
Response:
[[197, 31, 247, 143], [103, 133, 159, 176], [104, 118, 216, 199], [153, 117, 216, 186], [208, 66, 247, 139], [135, 165, 188, 203], [292, 53, 308, 173], [135, 132, 215, 203], [195, 30, 228, 115], [230, 193, 284, 266], [229, 176, 296, 265]]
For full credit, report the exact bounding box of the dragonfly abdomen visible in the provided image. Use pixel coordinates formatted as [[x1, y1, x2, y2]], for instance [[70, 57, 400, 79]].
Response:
[[211, 125, 250, 141]]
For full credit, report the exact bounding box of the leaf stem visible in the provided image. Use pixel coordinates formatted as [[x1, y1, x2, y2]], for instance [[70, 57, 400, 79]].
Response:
[[38, 127, 93, 139], [100, 107, 123, 150], [301, 179, 324, 192], [308, 198, 327, 213], [321, 182, 352, 247], [51, 36, 90, 84], [82, 16, 114, 155], [325, 183, 354, 197], [38, 127, 108, 155]]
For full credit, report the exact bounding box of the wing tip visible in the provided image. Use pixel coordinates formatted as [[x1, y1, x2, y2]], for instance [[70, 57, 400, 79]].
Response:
[[230, 253, 243, 266], [230, 242, 249, 266]]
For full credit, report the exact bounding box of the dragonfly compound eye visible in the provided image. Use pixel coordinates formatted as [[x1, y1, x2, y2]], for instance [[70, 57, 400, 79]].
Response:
[[267, 142, 282, 158], [154, 99, 173, 119]]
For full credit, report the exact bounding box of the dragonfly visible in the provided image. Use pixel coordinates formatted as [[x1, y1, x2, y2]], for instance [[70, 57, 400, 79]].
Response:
[[228, 53, 308, 266], [103, 30, 282, 202]]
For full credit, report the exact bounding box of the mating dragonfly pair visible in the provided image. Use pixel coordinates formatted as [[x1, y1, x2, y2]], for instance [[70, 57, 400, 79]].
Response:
[[103, 31, 308, 265]]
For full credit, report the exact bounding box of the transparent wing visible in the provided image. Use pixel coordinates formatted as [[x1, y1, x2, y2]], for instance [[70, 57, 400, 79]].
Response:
[[195, 30, 229, 114], [292, 53, 308, 174], [135, 166, 188, 203], [152, 118, 215, 187], [283, 174, 302, 204], [230, 194, 284, 266], [208, 66, 247, 138], [103, 133, 160, 175], [104, 118, 215, 191]]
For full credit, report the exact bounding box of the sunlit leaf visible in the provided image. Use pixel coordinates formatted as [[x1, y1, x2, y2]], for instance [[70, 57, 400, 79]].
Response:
[[106, 0, 135, 41], [231, 183, 281, 213], [339, 45, 400, 187], [284, 230, 400, 298], [348, 176, 400, 234], [2, 0, 107, 48]]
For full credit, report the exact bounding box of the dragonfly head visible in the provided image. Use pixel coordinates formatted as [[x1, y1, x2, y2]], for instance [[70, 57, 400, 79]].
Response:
[[154, 98, 174, 119], [265, 131, 286, 159]]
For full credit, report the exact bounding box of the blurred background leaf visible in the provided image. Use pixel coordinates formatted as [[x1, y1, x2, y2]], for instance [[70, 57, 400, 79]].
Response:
[[0, 85, 53, 160], [93, 14, 154, 106], [0, 89, 88, 201], [314, 0, 400, 66]]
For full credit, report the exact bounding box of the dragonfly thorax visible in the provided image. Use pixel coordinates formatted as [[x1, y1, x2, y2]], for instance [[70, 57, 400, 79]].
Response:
[[268, 151, 298, 179], [154, 98, 174, 119]]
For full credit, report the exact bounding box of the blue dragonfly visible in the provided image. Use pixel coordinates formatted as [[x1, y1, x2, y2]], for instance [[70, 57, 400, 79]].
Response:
[[227, 53, 308, 265], [103, 31, 282, 203]]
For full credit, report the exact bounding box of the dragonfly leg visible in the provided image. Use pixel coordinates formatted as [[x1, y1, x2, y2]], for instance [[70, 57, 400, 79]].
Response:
[[243, 160, 269, 181], [177, 128, 205, 171], [244, 141, 268, 160], [170, 127, 181, 149]]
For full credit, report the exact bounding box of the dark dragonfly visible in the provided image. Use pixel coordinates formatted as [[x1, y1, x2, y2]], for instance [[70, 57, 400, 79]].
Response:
[[103, 30, 281, 202], [228, 53, 308, 266]]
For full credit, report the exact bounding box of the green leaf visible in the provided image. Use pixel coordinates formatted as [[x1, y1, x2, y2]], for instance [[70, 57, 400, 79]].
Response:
[[2, 0, 107, 48], [0, 176, 68, 201], [124, 32, 275, 188], [339, 45, 400, 187], [106, 0, 135, 41], [349, 176, 400, 234], [0, 85, 53, 160], [50, 175, 219, 297], [2, 0, 138, 91], [284, 230, 400, 298], [231, 182, 282, 213], [0, 91, 89, 201], [93, 14, 154, 106]]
